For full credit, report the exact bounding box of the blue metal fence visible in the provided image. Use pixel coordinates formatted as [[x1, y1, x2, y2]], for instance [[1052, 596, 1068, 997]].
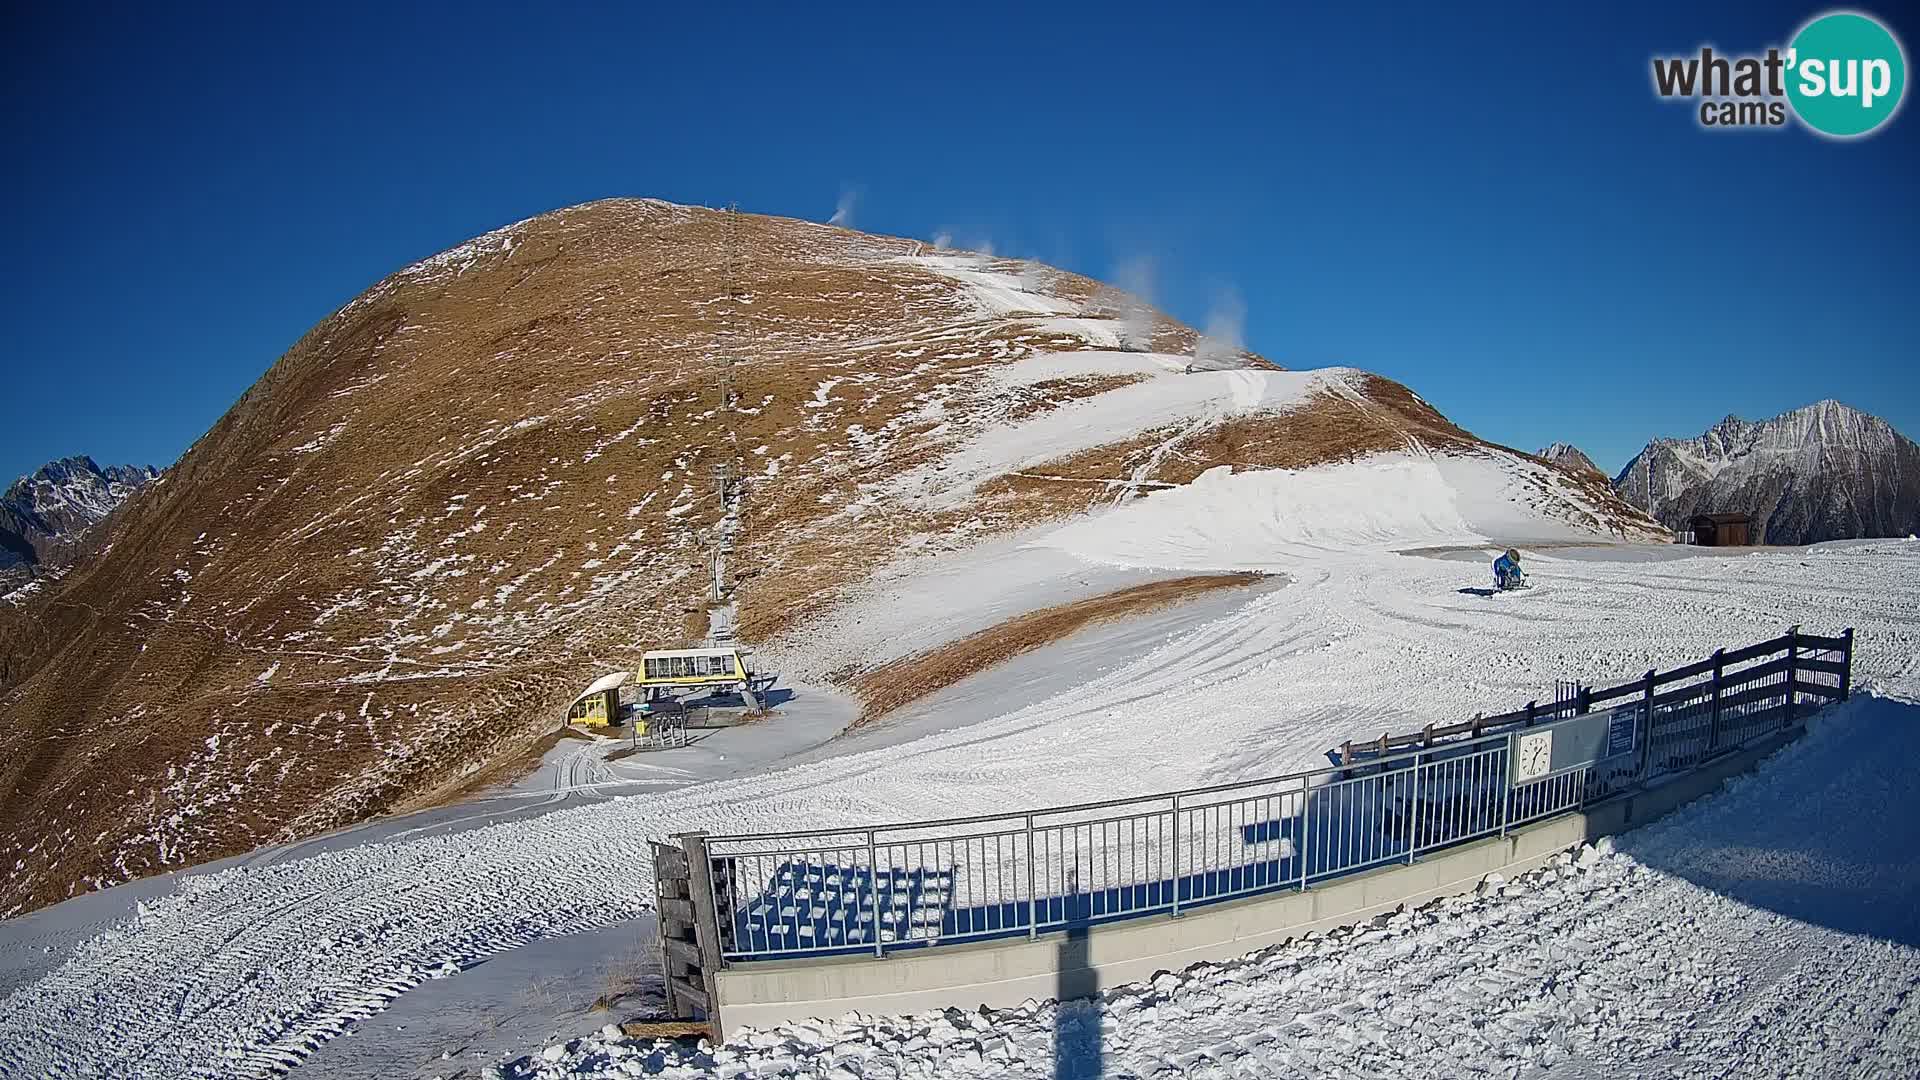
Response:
[[694, 627, 1852, 962]]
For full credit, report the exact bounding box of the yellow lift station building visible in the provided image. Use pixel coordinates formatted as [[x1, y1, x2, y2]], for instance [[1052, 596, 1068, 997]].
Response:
[[637, 647, 752, 694], [566, 671, 629, 728]]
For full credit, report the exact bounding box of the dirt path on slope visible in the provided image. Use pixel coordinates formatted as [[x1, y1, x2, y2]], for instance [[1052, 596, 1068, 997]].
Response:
[[850, 573, 1265, 726]]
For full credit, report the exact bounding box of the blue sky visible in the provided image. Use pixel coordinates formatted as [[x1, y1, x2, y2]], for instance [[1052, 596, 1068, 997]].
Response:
[[1, 1, 1914, 484]]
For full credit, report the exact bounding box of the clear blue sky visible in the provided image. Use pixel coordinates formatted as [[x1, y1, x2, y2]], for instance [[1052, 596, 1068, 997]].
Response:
[[2, 2, 1913, 484]]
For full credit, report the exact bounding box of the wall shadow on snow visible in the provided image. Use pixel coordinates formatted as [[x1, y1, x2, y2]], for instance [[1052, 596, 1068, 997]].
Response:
[[1610, 694, 1920, 949]]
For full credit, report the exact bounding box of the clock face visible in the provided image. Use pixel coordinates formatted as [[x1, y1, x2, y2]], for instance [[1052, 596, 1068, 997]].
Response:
[[1515, 730, 1554, 783]]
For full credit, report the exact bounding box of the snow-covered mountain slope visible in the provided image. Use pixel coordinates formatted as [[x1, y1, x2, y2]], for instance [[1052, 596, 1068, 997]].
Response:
[[0, 199, 1660, 915], [1, 533, 1912, 1079], [0, 456, 158, 591], [1614, 400, 1920, 544], [1041, 452, 1645, 570], [1537, 441, 1603, 479]]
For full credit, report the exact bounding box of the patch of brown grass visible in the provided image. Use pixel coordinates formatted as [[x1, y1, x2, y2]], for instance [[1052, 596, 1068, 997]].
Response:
[[1161, 378, 1477, 482], [970, 374, 1479, 517], [851, 573, 1264, 725], [1003, 374, 1149, 422]]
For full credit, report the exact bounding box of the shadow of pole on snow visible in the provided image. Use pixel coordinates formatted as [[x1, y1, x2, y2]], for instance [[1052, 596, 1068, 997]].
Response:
[[1054, 869, 1103, 1080]]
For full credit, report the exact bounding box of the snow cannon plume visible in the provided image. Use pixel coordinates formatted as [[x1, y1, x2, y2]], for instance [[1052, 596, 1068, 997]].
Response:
[[1089, 255, 1158, 352], [828, 187, 859, 227], [1190, 286, 1248, 371]]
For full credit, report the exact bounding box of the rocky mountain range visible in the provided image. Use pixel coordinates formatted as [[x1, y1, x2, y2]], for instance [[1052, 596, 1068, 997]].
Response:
[[1613, 400, 1920, 545], [0, 199, 1661, 913], [0, 456, 159, 593], [1536, 442, 1604, 479]]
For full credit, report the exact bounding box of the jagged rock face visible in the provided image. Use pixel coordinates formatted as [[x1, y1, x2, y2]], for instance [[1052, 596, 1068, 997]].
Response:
[[0, 198, 1659, 914], [0, 457, 159, 586], [1614, 401, 1920, 545], [1536, 443, 1603, 479]]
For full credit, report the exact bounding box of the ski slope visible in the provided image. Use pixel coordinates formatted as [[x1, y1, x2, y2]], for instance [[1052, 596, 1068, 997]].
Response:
[[0, 517, 1916, 1076]]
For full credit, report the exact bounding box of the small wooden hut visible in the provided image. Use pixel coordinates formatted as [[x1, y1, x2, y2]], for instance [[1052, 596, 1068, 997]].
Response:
[[1689, 512, 1755, 547]]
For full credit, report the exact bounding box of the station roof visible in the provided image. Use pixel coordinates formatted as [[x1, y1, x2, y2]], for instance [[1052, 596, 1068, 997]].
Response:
[[570, 670, 631, 706]]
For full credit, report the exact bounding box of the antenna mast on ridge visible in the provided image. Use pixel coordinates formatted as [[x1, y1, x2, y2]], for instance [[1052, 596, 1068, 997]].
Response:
[[704, 203, 747, 646], [717, 202, 743, 411]]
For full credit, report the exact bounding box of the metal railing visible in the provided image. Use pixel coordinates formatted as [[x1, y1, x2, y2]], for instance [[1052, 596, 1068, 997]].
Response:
[[691, 628, 1853, 963]]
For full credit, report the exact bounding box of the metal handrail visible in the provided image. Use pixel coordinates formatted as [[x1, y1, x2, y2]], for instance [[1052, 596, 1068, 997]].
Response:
[[697, 628, 1854, 963], [704, 728, 1517, 845]]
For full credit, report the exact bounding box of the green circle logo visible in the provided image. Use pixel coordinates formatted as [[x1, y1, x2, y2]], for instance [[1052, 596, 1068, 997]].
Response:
[[1787, 11, 1907, 137]]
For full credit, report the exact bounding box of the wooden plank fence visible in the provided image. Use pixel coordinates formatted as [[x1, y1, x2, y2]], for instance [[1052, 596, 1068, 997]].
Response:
[[653, 834, 721, 1029]]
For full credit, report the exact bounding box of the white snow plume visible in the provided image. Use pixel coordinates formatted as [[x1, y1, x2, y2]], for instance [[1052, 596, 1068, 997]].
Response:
[[1017, 261, 1056, 294], [827, 187, 859, 227], [1088, 256, 1157, 351], [1191, 286, 1247, 369], [931, 228, 999, 257]]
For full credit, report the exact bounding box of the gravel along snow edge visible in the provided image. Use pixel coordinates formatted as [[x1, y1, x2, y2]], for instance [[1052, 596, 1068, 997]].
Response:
[[497, 686, 1920, 1080]]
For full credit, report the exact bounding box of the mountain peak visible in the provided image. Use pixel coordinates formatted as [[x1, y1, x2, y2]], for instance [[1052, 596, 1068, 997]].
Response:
[[1613, 400, 1919, 544], [1, 455, 160, 582], [1536, 442, 1603, 477]]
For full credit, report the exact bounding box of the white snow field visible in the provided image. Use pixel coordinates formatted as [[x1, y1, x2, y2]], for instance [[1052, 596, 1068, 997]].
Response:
[[0, 470, 1917, 1077]]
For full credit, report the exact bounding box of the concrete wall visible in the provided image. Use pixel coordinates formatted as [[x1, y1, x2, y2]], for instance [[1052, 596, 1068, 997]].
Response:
[[712, 725, 1803, 1037]]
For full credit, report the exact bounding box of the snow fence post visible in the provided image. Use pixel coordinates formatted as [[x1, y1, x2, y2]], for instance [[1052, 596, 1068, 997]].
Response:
[[1406, 754, 1423, 864], [1497, 742, 1512, 839], [866, 829, 883, 958], [1025, 814, 1037, 940], [1841, 628, 1855, 700], [1638, 670, 1657, 780], [1785, 626, 1800, 727], [1708, 649, 1725, 753], [1297, 775, 1312, 891], [1171, 792, 1183, 917]]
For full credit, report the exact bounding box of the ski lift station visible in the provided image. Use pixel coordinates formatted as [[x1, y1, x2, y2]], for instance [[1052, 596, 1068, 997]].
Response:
[[640, 646, 762, 710], [565, 647, 763, 731], [639, 647, 750, 689], [566, 670, 629, 728]]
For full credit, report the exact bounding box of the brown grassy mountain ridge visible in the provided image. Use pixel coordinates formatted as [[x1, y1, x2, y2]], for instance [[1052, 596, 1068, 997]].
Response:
[[0, 199, 1661, 914]]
